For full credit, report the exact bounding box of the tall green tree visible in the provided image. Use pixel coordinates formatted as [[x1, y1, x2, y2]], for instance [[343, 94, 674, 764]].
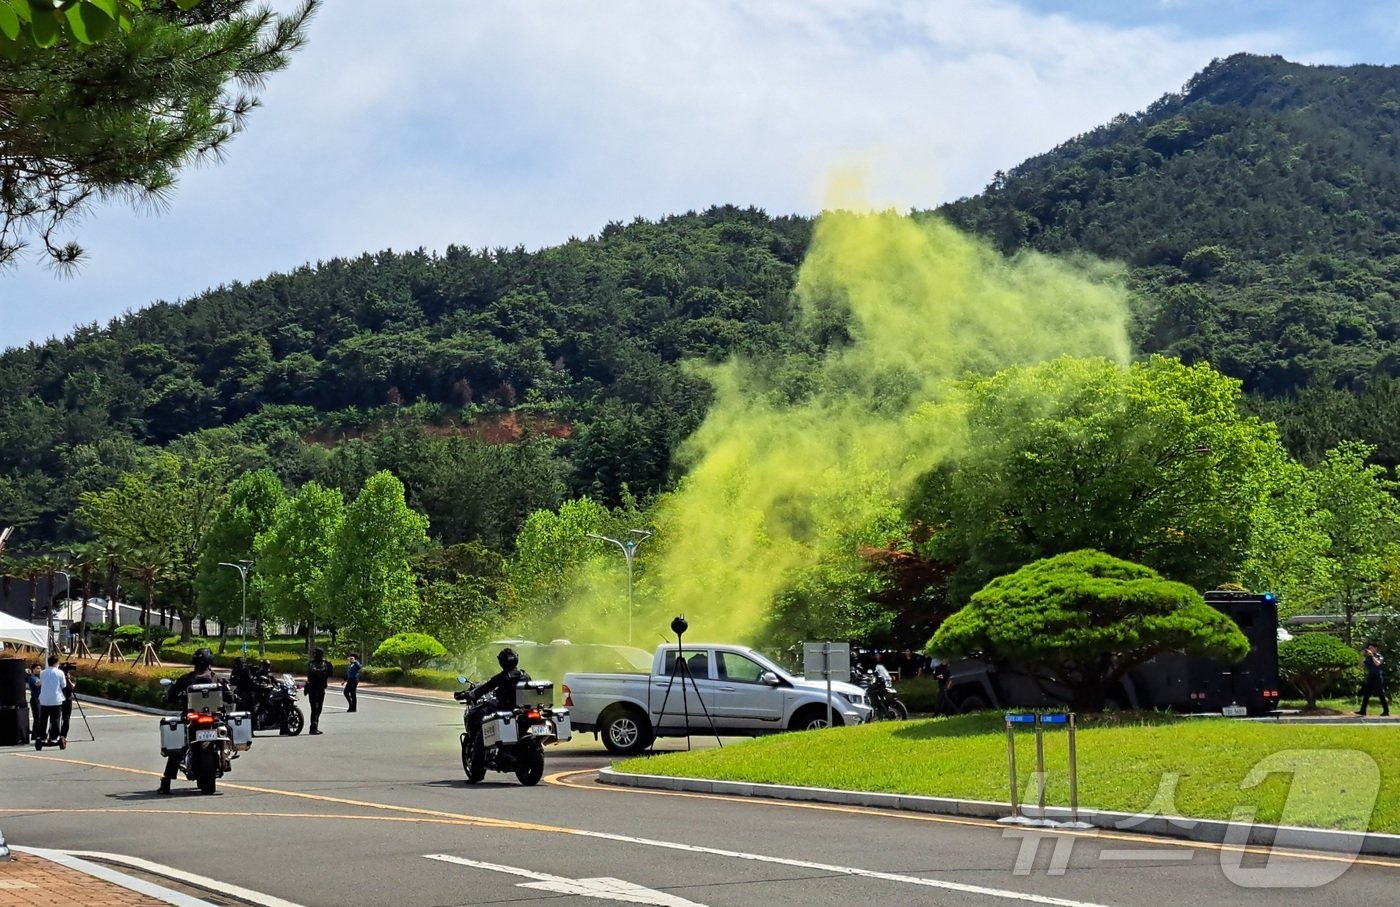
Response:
[[253, 480, 342, 655], [0, 0, 316, 267], [1312, 441, 1400, 643], [194, 468, 284, 652], [503, 497, 611, 629], [324, 471, 428, 655], [412, 542, 506, 660], [77, 452, 229, 641], [911, 355, 1289, 604]]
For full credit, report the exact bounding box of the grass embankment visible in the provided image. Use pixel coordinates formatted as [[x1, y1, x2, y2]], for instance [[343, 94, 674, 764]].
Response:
[[617, 713, 1400, 833]]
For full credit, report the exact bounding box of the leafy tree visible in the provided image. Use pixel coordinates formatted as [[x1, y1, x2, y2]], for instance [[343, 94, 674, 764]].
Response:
[[76, 452, 229, 641], [502, 497, 610, 629], [412, 542, 505, 658], [1278, 632, 1359, 709], [194, 468, 284, 652], [1311, 442, 1400, 643], [324, 471, 429, 655], [253, 480, 342, 655], [929, 550, 1250, 711], [371, 631, 446, 673], [1, 0, 316, 267], [911, 355, 1290, 604], [0, 1, 168, 52]]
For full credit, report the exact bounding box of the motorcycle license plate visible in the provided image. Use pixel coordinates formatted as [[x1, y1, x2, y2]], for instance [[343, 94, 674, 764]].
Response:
[[529, 724, 552, 736], [194, 729, 218, 742]]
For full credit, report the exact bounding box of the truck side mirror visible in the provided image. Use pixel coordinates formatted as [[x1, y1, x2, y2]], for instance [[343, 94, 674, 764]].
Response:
[[760, 671, 780, 686]]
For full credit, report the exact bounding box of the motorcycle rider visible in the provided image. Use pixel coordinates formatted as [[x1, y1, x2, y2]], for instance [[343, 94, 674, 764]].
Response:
[[159, 647, 229, 795], [463, 648, 531, 754], [305, 646, 332, 735]]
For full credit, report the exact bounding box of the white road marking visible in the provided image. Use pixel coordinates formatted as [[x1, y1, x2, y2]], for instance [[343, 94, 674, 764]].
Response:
[[425, 854, 706, 906], [18, 847, 307, 907], [539, 831, 1116, 907]]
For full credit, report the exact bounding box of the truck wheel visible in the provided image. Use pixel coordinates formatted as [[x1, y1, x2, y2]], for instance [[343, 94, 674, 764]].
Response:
[[601, 707, 653, 755], [194, 746, 218, 795], [958, 695, 988, 714], [789, 705, 843, 731]]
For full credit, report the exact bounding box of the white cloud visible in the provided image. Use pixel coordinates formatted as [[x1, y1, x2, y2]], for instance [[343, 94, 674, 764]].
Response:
[[0, 0, 1302, 346]]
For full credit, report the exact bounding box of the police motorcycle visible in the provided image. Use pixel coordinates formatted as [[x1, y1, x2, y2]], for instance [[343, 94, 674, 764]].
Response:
[[157, 677, 252, 794], [252, 672, 305, 736], [854, 665, 910, 721], [455, 675, 571, 786]]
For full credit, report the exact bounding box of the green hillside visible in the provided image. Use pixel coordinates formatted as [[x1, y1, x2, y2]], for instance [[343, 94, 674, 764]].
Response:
[[5, 53, 1400, 550]]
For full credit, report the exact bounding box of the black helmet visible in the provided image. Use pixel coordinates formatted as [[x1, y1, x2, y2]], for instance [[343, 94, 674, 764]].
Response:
[[312, 646, 325, 660], [193, 647, 214, 670], [497, 648, 518, 671]]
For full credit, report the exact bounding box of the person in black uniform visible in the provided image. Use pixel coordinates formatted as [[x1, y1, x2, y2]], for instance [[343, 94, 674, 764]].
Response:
[[59, 663, 76, 739], [931, 660, 955, 717], [159, 648, 228, 794], [463, 648, 530, 756], [305, 646, 332, 735], [1358, 642, 1391, 717]]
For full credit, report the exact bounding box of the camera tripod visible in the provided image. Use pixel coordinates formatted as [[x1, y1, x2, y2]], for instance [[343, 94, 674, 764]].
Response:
[[651, 616, 722, 752]]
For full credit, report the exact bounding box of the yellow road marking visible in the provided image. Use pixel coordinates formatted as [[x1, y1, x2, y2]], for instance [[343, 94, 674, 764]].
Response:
[[545, 769, 1400, 871], [13, 753, 1400, 873], [0, 807, 489, 827]]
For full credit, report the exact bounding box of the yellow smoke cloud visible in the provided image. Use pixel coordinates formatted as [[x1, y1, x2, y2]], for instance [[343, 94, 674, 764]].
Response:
[[642, 208, 1132, 643]]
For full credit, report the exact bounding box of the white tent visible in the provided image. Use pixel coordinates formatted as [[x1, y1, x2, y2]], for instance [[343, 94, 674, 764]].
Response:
[[0, 611, 46, 652]]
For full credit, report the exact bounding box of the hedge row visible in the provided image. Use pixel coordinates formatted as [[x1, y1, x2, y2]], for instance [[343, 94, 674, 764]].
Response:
[[73, 661, 187, 710]]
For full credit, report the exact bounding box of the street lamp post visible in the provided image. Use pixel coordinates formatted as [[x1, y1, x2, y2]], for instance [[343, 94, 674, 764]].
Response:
[[53, 570, 71, 654], [587, 530, 652, 647], [218, 560, 253, 656]]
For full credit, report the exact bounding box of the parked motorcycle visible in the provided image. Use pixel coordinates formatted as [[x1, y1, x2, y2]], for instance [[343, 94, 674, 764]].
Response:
[[454, 675, 571, 786], [157, 679, 252, 794], [249, 673, 305, 736], [854, 668, 910, 721]]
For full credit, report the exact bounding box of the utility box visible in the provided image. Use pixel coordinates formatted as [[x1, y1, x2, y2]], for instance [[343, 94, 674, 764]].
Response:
[[516, 680, 554, 709]]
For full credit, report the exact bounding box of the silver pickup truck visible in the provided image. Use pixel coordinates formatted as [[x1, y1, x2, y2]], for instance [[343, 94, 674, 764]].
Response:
[[562, 643, 872, 754]]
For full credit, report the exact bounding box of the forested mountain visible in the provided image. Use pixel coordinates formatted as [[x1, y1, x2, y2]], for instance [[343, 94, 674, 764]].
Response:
[[5, 52, 1400, 550]]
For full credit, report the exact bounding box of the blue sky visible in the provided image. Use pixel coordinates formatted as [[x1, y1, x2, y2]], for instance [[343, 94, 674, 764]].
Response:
[[1, 0, 1395, 349]]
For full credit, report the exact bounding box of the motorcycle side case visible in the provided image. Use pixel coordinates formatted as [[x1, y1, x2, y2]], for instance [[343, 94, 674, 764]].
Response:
[[551, 709, 572, 742], [226, 712, 253, 750], [159, 716, 184, 754], [482, 712, 518, 746]]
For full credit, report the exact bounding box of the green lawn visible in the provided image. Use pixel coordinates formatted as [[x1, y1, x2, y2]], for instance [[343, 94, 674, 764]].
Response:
[[616, 714, 1400, 833]]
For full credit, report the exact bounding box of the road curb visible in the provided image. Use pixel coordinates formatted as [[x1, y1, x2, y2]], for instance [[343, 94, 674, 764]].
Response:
[[597, 767, 1400, 858]]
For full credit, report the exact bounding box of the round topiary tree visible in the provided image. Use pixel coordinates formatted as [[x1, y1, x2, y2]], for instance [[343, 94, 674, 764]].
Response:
[[1278, 633, 1358, 710], [372, 632, 448, 674], [929, 549, 1251, 711]]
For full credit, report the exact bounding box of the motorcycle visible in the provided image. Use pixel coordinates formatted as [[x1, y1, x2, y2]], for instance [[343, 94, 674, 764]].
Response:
[[854, 668, 910, 721], [249, 673, 306, 737], [157, 679, 252, 794], [454, 675, 571, 786]]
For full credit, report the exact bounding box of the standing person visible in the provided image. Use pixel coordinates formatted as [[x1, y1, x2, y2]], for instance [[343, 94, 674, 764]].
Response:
[[344, 653, 361, 713], [26, 663, 42, 738], [1358, 642, 1391, 717], [37, 655, 66, 749], [305, 646, 332, 735], [931, 659, 955, 717]]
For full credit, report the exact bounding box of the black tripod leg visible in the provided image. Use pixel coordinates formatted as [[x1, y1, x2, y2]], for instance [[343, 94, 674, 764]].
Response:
[[680, 662, 723, 748], [75, 696, 94, 741], [650, 660, 683, 753]]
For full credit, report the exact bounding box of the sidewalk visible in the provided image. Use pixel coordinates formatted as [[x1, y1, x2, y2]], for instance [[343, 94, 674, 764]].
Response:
[[0, 849, 168, 907]]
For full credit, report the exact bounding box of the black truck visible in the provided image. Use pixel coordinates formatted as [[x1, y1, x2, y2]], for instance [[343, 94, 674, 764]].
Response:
[[944, 591, 1282, 716]]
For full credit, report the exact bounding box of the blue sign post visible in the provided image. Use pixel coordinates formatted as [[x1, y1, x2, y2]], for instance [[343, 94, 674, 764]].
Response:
[[998, 712, 1085, 828]]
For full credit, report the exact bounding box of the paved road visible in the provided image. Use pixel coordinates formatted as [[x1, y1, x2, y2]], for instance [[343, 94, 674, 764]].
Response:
[[2, 688, 1396, 906]]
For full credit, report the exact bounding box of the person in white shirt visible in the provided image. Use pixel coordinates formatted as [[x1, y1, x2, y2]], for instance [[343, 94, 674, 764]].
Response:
[[38, 655, 67, 748]]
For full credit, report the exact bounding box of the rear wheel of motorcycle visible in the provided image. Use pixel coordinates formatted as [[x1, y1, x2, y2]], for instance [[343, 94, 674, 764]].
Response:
[[194, 746, 218, 795], [253, 706, 272, 734], [462, 733, 485, 784], [515, 744, 545, 786], [284, 707, 305, 736]]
